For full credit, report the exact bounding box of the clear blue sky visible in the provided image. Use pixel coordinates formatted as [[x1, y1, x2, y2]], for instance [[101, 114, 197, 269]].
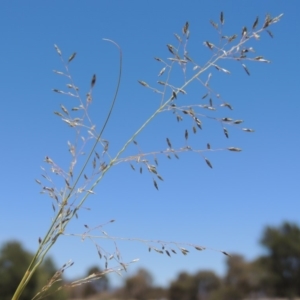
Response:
[[0, 1, 299, 288]]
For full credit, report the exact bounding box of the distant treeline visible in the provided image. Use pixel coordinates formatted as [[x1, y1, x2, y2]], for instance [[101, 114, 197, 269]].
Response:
[[1, 221, 300, 300]]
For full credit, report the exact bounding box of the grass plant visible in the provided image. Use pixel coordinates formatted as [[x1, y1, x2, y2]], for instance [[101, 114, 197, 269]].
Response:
[[12, 12, 283, 300]]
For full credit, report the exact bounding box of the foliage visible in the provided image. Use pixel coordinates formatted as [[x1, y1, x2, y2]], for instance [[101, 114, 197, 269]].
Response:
[[259, 221, 300, 298], [0, 241, 67, 300], [169, 270, 220, 300], [81, 266, 109, 298], [123, 268, 153, 300]]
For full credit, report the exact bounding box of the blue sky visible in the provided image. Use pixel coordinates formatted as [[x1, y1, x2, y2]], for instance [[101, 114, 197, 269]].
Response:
[[0, 1, 299, 288]]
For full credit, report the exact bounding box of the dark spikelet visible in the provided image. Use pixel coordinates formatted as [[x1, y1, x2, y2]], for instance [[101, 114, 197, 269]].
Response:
[[263, 14, 272, 28], [138, 80, 149, 87], [228, 34, 237, 43], [167, 44, 175, 55], [207, 143, 211, 149], [54, 111, 63, 117], [157, 174, 164, 181], [266, 30, 273, 38], [220, 11, 224, 25], [252, 16, 259, 29], [195, 117, 202, 129], [185, 129, 188, 140], [233, 119, 243, 124], [91, 74, 96, 88], [183, 21, 189, 34], [223, 128, 229, 138], [222, 251, 231, 257], [130, 164, 135, 171], [166, 250, 171, 257], [53, 89, 63, 94], [153, 179, 159, 190], [228, 147, 242, 152], [38, 237, 42, 244], [172, 91, 177, 100], [221, 102, 233, 110], [205, 41, 213, 50], [68, 52, 76, 63], [242, 64, 250, 75], [166, 138, 172, 148], [242, 26, 247, 37], [195, 246, 205, 251], [205, 158, 213, 169]]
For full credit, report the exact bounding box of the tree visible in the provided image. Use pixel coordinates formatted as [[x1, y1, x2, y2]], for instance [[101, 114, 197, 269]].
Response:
[[259, 222, 300, 298], [194, 271, 221, 300], [0, 241, 68, 300], [124, 268, 153, 300], [169, 270, 220, 300], [0, 241, 39, 300], [81, 266, 109, 298]]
